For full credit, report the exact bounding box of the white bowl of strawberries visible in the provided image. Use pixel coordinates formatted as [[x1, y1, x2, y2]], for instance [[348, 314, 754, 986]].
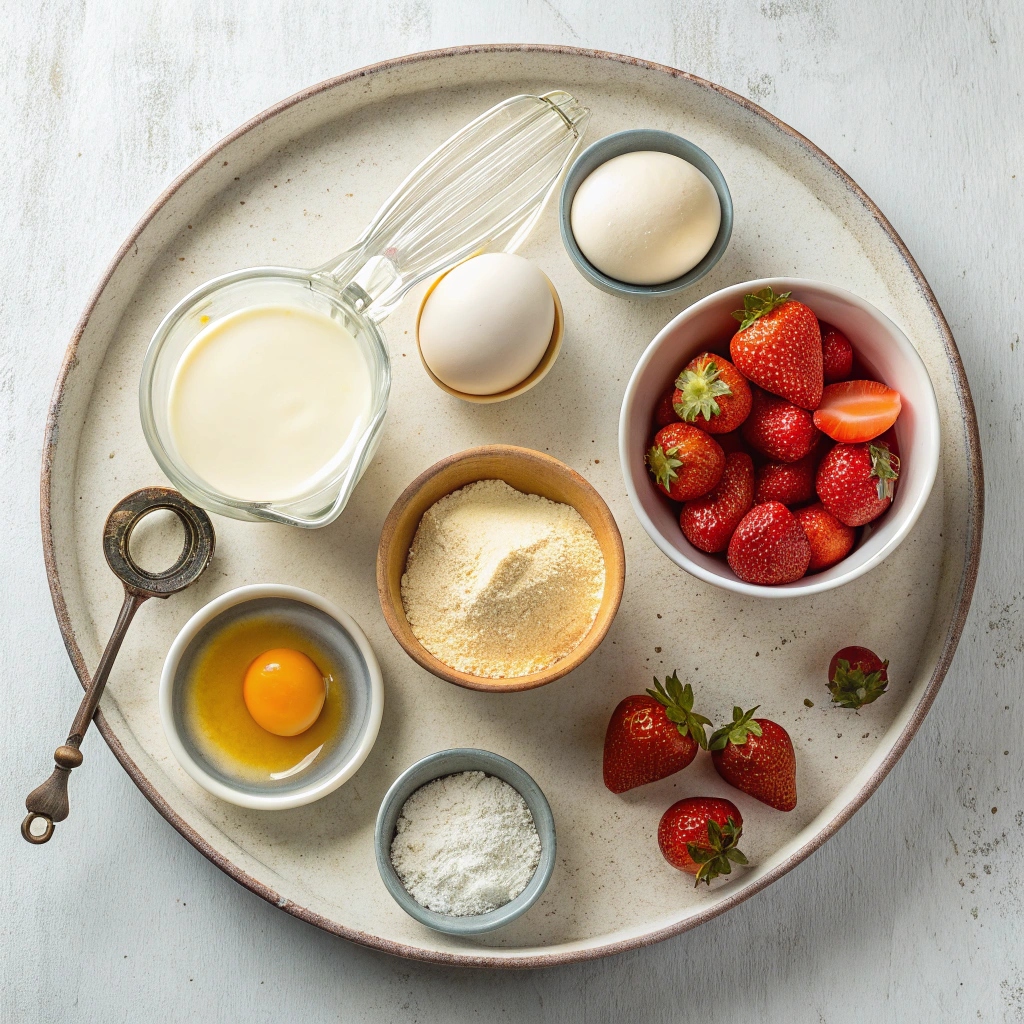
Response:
[[619, 278, 940, 596]]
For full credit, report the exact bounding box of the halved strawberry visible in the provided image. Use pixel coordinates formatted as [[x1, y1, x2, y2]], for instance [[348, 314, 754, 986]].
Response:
[[726, 501, 811, 585], [820, 324, 854, 383], [672, 353, 752, 434], [793, 502, 855, 570], [653, 386, 680, 428], [658, 797, 747, 884], [603, 673, 711, 793], [813, 380, 902, 443], [816, 441, 900, 526], [730, 288, 823, 410], [647, 423, 726, 502], [827, 646, 889, 709], [753, 449, 819, 506], [742, 387, 820, 463], [680, 452, 755, 553]]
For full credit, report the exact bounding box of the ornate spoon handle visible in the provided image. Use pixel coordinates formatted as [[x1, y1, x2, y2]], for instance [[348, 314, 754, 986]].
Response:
[[22, 590, 147, 844]]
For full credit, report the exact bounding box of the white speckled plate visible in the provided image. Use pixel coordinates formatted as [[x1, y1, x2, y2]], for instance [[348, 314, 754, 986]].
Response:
[[41, 46, 982, 967]]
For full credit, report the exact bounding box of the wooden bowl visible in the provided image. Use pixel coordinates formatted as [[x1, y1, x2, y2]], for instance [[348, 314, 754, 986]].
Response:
[[376, 445, 626, 692], [415, 264, 564, 404]]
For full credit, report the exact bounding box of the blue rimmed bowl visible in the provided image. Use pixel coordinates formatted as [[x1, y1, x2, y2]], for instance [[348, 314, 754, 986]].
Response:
[[160, 584, 384, 809], [374, 748, 556, 935], [558, 128, 733, 299]]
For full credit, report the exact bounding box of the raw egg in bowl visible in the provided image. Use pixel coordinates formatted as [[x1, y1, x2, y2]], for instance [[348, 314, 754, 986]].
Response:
[[160, 584, 383, 809]]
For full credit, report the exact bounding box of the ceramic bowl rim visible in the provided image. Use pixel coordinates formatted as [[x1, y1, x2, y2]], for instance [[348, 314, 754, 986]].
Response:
[[618, 276, 942, 597], [374, 747, 557, 935], [558, 128, 734, 298], [159, 583, 385, 809]]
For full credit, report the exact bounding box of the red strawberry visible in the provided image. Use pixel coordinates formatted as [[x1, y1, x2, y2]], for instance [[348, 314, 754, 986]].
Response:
[[827, 646, 889, 709], [709, 706, 797, 811], [647, 423, 725, 501], [602, 672, 711, 793], [658, 797, 747, 884], [730, 287, 823, 410], [716, 430, 748, 455], [653, 386, 680, 428], [727, 501, 811, 585], [753, 449, 818, 506], [672, 353, 752, 434], [793, 502, 855, 570], [820, 323, 854, 383], [742, 387, 819, 463], [680, 452, 755, 553], [816, 441, 899, 526], [813, 380, 902, 443]]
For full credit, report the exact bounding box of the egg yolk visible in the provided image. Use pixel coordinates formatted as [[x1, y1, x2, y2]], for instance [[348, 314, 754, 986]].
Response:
[[242, 648, 326, 737]]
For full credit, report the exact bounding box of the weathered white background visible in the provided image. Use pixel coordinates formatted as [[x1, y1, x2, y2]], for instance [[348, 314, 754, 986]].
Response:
[[1, 1, 1019, 1020]]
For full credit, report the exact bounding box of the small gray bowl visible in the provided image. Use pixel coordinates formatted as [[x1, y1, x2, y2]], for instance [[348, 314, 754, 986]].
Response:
[[160, 584, 384, 809], [559, 128, 733, 298], [375, 748, 556, 935]]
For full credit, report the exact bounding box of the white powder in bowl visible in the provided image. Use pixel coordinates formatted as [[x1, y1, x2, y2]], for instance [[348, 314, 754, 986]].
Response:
[[389, 771, 542, 917], [400, 478, 606, 678]]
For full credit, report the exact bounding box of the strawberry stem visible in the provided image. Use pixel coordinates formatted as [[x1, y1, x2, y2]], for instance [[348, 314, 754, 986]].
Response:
[[828, 658, 890, 709], [674, 359, 732, 423], [708, 705, 763, 750], [732, 287, 792, 331], [687, 816, 747, 886], [647, 672, 711, 749], [868, 443, 900, 500], [646, 444, 683, 491]]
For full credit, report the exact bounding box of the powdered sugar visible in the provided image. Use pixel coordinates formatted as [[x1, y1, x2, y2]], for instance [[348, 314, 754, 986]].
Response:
[[389, 771, 542, 917]]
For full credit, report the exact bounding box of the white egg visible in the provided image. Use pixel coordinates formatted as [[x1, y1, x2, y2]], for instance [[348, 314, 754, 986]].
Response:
[[570, 150, 722, 286], [418, 253, 555, 396]]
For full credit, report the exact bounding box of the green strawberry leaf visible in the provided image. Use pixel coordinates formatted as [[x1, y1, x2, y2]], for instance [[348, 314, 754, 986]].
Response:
[[708, 705, 763, 750], [686, 844, 715, 865], [673, 359, 732, 422], [646, 444, 683, 491], [828, 658, 890, 710], [647, 672, 712, 749], [691, 816, 746, 887], [869, 443, 901, 500], [731, 287, 792, 331]]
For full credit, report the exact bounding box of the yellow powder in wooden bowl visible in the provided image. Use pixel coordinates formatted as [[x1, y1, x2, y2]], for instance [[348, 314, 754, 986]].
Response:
[[400, 479, 606, 678]]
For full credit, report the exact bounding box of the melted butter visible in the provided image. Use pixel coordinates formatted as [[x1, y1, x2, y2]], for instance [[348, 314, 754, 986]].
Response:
[[181, 616, 345, 783]]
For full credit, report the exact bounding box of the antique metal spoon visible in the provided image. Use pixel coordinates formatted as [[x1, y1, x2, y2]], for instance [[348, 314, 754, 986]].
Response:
[[23, 487, 215, 844]]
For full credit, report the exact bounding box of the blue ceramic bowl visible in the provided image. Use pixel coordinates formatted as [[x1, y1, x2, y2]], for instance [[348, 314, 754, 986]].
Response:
[[559, 129, 733, 298], [375, 748, 556, 935]]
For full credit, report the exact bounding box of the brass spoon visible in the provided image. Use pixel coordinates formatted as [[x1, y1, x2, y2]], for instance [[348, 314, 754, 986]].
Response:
[[23, 487, 215, 844]]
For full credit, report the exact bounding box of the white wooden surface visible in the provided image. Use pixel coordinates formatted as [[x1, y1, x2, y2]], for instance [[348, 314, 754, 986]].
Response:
[[1, 1, 1018, 1020]]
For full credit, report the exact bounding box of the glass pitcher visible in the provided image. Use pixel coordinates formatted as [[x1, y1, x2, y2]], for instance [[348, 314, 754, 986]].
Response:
[[139, 91, 590, 527]]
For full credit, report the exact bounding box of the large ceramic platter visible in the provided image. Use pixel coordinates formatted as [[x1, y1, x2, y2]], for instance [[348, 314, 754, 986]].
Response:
[[42, 46, 982, 967]]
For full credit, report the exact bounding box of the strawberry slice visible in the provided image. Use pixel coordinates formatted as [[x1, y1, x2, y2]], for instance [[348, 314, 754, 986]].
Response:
[[812, 380, 902, 443]]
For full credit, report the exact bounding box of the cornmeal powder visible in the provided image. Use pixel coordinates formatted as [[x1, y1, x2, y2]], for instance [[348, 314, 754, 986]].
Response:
[[401, 479, 606, 678]]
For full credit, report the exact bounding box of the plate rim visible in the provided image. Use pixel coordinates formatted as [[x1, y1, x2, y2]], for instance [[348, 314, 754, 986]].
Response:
[[38, 43, 984, 968]]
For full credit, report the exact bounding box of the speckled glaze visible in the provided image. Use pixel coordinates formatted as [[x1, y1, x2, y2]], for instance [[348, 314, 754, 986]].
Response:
[[40, 46, 982, 967]]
